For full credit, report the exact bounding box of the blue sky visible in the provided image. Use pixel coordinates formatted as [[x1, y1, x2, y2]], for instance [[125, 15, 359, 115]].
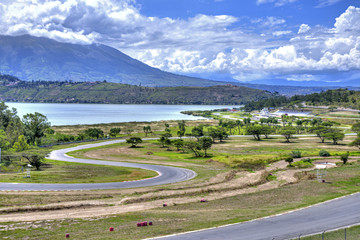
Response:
[[0, 0, 359, 85]]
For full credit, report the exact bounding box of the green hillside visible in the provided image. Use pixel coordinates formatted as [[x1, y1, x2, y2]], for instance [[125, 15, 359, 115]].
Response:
[[0, 75, 272, 105]]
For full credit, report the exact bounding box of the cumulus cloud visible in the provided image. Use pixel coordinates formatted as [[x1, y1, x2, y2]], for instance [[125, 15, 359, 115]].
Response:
[[0, 1, 359, 83]]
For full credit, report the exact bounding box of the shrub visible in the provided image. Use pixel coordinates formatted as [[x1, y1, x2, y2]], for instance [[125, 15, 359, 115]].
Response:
[[291, 150, 302, 158], [340, 152, 349, 164], [319, 149, 330, 157], [292, 160, 313, 168], [285, 156, 294, 166]]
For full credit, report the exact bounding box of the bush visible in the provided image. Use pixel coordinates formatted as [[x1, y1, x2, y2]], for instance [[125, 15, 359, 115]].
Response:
[[292, 160, 313, 168], [319, 149, 330, 157], [291, 150, 302, 158], [340, 152, 349, 164], [285, 156, 294, 166]]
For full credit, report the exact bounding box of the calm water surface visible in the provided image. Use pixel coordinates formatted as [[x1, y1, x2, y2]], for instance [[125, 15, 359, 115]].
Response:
[[6, 103, 239, 126]]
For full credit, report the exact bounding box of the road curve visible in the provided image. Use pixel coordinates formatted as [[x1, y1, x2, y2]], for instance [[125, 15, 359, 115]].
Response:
[[0, 139, 196, 191], [150, 192, 360, 240]]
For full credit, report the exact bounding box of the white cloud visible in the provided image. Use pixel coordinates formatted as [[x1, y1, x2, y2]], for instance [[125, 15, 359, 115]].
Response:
[[256, 0, 298, 7], [298, 24, 311, 34], [316, 0, 343, 8]]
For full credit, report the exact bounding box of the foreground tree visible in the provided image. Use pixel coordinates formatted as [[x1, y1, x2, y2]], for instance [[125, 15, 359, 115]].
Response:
[[184, 141, 202, 157], [126, 137, 143, 148], [172, 139, 184, 151], [23, 112, 51, 145], [246, 125, 264, 141], [12, 135, 29, 152]]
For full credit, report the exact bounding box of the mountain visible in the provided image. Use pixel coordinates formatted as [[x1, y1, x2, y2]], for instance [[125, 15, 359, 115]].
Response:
[[0, 74, 272, 104], [249, 79, 360, 87], [0, 35, 223, 87]]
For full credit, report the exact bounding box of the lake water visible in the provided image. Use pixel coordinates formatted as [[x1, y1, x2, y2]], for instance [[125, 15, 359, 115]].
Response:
[[5, 103, 239, 126]]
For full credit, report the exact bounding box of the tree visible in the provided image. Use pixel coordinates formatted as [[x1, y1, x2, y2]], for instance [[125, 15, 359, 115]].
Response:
[[280, 127, 296, 143], [84, 128, 104, 139], [172, 139, 184, 151], [208, 127, 228, 143], [199, 137, 213, 157], [191, 125, 204, 141], [22, 112, 51, 145], [0, 129, 10, 149], [177, 120, 186, 138], [159, 132, 172, 148], [184, 141, 202, 157], [310, 125, 331, 143], [126, 137, 143, 148], [109, 128, 121, 137], [262, 125, 273, 139], [349, 137, 360, 149], [285, 156, 294, 166], [246, 125, 265, 141], [22, 154, 45, 170], [143, 126, 152, 137], [351, 122, 360, 135], [12, 135, 29, 152], [324, 131, 345, 145]]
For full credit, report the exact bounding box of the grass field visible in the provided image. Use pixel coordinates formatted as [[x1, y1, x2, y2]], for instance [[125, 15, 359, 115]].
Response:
[[1, 161, 359, 239], [0, 159, 157, 184]]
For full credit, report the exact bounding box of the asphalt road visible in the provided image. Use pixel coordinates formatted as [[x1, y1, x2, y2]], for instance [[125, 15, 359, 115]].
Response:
[[151, 193, 360, 240], [0, 139, 196, 191]]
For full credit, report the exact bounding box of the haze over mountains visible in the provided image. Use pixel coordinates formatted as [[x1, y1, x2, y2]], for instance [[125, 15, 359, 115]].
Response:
[[0, 34, 358, 93]]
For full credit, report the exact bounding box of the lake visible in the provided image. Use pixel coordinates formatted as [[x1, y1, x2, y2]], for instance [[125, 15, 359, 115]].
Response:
[[5, 103, 239, 126]]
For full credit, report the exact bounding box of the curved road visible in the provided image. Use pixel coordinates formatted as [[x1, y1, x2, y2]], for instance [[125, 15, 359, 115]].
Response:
[[151, 193, 360, 240], [0, 139, 196, 191]]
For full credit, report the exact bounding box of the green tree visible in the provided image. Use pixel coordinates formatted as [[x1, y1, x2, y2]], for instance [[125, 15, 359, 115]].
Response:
[[12, 135, 29, 152], [84, 128, 104, 139], [143, 126, 152, 137], [0, 129, 10, 149], [340, 152, 349, 164], [208, 127, 228, 143], [184, 141, 202, 157], [324, 131, 345, 145], [22, 112, 51, 145], [109, 128, 121, 137], [310, 125, 331, 143], [280, 127, 296, 143], [351, 122, 360, 135], [177, 120, 186, 138], [199, 137, 213, 157], [246, 125, 264, 141], [191, 125, 204, 141], [172, 139, 184, 151], [349, 137, 360, 149], [159, 132, 172, 148], [22, 154, 45, 170], [126, 137, 143, 148]]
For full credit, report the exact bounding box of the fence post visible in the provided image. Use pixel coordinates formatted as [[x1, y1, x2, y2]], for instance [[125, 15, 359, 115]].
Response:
[[298, 234, 302, 240], [344, 228, 346, 240], [322, 231, 326, 240]]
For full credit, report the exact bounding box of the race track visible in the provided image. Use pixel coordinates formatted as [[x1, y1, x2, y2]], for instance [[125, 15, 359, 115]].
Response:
[[0, 139, 196, 191]]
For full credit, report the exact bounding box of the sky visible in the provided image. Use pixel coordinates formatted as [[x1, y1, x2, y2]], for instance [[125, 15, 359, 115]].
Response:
[[0, 0, 360, 84]]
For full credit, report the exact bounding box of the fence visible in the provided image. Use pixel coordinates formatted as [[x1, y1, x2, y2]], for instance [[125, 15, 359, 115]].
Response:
[[285, 227, 360, 240]]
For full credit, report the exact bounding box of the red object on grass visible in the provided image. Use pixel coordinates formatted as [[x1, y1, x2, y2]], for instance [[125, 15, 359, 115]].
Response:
[[109, 227, 114, 231], [163, 203, 167, 207], [137, 222, 142, 227], [149, 221, 153, 226], [66, 234, 70, 238]]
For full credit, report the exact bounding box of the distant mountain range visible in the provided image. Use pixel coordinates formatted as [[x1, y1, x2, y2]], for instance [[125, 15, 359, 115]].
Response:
[[249, 79, 360, 88], [0, 34, 358, 96]]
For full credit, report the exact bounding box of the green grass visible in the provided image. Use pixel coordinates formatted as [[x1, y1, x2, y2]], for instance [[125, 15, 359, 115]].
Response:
[[0, 160, 157, 184], [300, 225, 360, 240], [1, 162, 360, 240]]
